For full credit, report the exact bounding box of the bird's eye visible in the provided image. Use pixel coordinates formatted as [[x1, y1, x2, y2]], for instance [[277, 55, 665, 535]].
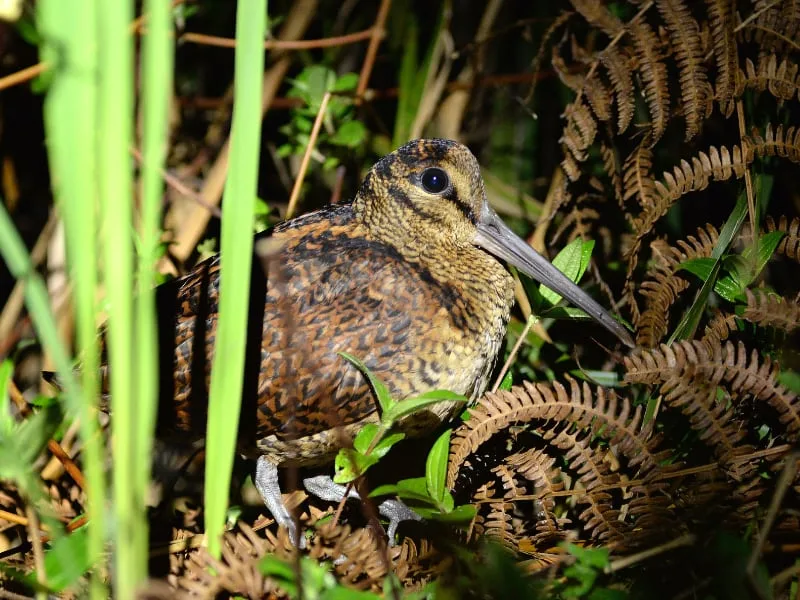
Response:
[[420, 167, 450, 194]]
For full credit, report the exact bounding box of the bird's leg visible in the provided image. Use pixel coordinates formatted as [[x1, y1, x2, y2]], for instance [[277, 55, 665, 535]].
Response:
[[254, 456, 305, 547], [303, 475, 422, 546]]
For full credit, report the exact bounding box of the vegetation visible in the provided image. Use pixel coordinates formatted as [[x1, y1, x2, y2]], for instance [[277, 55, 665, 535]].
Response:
[[0, 0, 799, 598]]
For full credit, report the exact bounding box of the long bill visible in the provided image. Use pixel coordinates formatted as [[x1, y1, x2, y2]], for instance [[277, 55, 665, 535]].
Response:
[[473, 204, 635, 348]]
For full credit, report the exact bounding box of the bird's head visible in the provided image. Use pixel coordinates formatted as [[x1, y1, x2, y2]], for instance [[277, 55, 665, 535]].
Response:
[[353, 138, 634, 348]]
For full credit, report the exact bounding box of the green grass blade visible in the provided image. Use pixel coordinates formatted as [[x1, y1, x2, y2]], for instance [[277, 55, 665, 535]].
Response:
[[669, 191, 748, 342], [134, 0, 174, 581], [204, 0, 268, 558], [97, 1, 139, 595], [33, 2, 107, 596]]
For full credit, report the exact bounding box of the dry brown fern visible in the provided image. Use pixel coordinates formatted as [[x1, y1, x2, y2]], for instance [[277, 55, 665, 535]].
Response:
[[656, 0, 712, 140], [569, 0, 623, 37], [701, 310, 739, 347], [742, 55, 800, 104], [766, 215, 800, 262], [631, 143, 750, 238], [637, 224, 720, 346], [169, 518, 445, 598], [622, 138, 656, 211], [629, 19, 671, 142], [624, 340, 800, 436], [601, 46, 636, 134], [748, 122, 800, 164], [741, 289, 800, 333], [705, 0, 739, 116]]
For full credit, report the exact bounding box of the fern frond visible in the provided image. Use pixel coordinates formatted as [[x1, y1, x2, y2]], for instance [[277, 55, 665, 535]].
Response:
[[638, 225, 719, 346], [632, 144, 750, 237], [656, 0, 712, 140], [624, 340, 800, 434], [601, 47, 635, 134], [742, 289, 800, 333], [569, 0, 623, 36], [622, 139, 656, 210], [743, 55, 800, 103], [629, 20, 671, 142], [748, 123, 800, 164], [706, 0, 739, 116]]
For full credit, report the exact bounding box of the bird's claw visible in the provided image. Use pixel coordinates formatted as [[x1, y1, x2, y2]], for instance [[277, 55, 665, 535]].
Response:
[[302, 475, 422, 546], [254, 457, 306, 548]]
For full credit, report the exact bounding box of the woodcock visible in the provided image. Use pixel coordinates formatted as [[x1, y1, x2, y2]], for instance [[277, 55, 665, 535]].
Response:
[[146, 138, 634, 540]]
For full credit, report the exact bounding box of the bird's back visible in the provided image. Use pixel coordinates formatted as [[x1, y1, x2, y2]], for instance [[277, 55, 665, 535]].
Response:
[[155, 203, 514, 465]]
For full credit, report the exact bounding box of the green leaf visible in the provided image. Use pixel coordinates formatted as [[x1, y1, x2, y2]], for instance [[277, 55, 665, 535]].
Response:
[[425, 429, 450, 504], [330, 120, 366, 148], [539, 238, 589, 306], [42, 527, 91, 592], [382, 389, 467, 424], [714, 274, 745, 303], [374, 476, 437, 504], [498, 371, 513, 391], [670, 190, 748, 341], [332, 72, 359, 92], [338, 352, 394, 413], [333, 448, 379, 484], [352, 423, 380, 454], [426, 503, 476, 523], [371, 431, 405, 459], [754, 231, 784, 272], [679, 257, 715, 281]]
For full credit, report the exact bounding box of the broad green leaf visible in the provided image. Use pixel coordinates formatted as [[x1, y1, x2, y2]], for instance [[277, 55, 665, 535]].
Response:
[[679, 257, 715, 281], [333, 448, 379, 484], [425, 503, 476, 523], [499, 371, 513, 391], [714, 274, 745, 303], [539, 238, 588, 306], [382, 389, 467, 424], [370, 431, 405, 459], [338, 352, 394, 413], [332, 72, 359, 92], [754, 231, 785, 272], [42, 527, 91, 592], [330, 120, 366, 148], [425, 429, 450, 504], [352, 423, 380, 454]]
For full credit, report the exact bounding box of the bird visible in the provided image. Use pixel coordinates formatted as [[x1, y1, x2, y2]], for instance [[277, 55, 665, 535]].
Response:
[[132, 138, 634, 540]]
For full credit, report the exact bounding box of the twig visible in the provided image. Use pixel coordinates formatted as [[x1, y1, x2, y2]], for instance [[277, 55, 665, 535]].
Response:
[[285, 92, 331, 219], [491, 315, 536, 393], [179, 27, 374, 50], [747, 452, 800, 576], [25, 505, 46, 597], [605, 533, 696, 573], [129, 147, 222, 218], [0, 63, 48, 93], [736, 100, 757, 245], [355, 0, 392, 102], [735, 0, 784, 32]]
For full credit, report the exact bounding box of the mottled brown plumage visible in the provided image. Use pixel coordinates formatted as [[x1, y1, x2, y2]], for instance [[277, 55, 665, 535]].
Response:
[[144, 139, 633, 538]]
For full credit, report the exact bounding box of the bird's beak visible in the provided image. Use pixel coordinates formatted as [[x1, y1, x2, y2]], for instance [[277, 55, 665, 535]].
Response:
[[473, 203, 635, 348]]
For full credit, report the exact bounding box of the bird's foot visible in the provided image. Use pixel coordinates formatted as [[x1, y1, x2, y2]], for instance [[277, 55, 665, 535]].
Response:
[[303, 475, 422, 546], [254, 456, 306, 548]]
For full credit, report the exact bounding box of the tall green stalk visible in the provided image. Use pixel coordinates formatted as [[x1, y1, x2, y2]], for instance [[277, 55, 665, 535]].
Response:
[[204, 0, 268, 558], [134, 0, 174, 581], [37, 2, 106, 597], [96, 1, 140, 596]]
